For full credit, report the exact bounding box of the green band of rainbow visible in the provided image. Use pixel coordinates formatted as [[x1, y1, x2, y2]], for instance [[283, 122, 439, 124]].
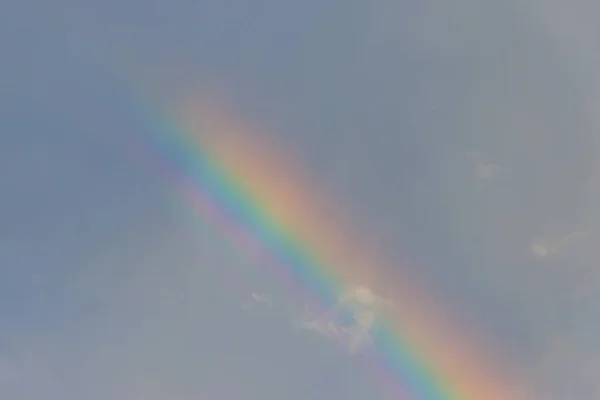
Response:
[[140, 99, 523, 400]]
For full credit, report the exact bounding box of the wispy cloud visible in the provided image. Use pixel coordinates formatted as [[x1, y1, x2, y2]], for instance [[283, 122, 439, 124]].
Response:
[[296, 286, 392, 354], [242, 292, 273, 309], [530, 231, 586, 258]]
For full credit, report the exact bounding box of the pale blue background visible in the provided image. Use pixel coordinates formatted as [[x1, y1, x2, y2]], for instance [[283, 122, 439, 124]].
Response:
[[1, 0, 599, 398]]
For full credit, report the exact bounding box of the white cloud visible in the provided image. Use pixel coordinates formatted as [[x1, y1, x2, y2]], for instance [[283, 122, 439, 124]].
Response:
[[242, 292, 273, 309], [296, 286, 391, 354]]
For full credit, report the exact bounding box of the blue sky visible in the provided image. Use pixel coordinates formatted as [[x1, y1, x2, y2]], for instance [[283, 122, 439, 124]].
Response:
[[2, 0, 600, 398]]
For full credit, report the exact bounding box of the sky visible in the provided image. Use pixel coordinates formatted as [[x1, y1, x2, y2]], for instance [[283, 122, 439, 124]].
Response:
[[1, 0, 600, 399]]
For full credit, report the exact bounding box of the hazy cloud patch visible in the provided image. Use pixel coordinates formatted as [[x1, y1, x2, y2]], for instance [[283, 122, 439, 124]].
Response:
[[530, 231, 586, 258], [464, 152, 508, 184], [296, 286, 392, 354], [242, 292, 273, 309]]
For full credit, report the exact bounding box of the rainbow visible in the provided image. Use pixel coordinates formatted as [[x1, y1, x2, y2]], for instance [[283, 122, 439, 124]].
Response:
[[141, 96, 525, 400]]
